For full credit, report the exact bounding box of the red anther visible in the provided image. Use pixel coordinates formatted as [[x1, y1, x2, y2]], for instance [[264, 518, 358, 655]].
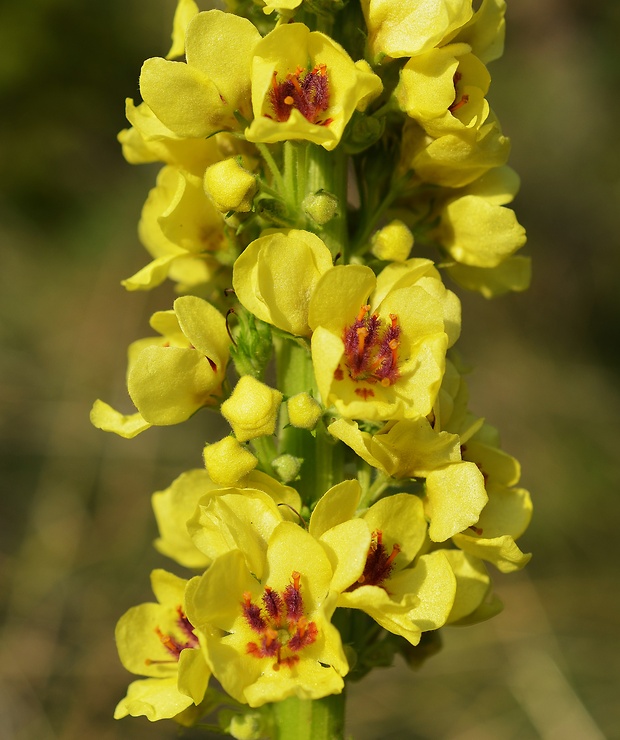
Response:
[[334, 366, 344, 381], [244, 571, 317, 667], [347, 530, 401, 591]]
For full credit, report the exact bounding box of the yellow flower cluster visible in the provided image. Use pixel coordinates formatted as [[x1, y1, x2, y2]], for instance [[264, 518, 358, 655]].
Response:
[[95, 0, 532, 731]]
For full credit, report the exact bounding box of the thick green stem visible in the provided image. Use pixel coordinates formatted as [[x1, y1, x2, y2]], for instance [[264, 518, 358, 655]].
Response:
[[276, 340, 343, 506], [271, 693, 346, 740], [271, 132, 350, 740], [305, 144, 348, 258]]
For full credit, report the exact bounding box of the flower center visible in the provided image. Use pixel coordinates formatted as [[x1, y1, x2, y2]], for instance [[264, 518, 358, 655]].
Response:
[[269, 65, 332, 125], [241, 571, 318, 670], [347, 530, 401, 591], [146, 606, 199, 665], [337, 305, 401, 393]]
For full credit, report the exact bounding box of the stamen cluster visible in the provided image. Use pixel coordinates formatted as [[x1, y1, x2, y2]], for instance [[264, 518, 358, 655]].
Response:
[[347, 531, 401, 591], [152, 606, 199, 662], [269, 65, 331, 125], [341, 305, 401, 388], [242, 572, 318, 670]]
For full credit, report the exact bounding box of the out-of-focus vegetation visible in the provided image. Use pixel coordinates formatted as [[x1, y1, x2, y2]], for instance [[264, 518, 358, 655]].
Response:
[[1, 1, 619, 738]]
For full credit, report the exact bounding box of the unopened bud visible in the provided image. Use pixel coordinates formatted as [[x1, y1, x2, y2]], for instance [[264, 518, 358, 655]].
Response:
[[204, 158, 257, 213], [371, 220, 414, 261], [203, 437, 257, 486], [221, 376, 282, 442], [271, 454, 303, 484], [302, 191, 339, 225], [287, 392, 322, 430]]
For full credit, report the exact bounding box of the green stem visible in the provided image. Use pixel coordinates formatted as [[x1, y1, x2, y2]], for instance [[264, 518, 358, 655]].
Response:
[[276, 340, 343, 505], [271, 693, 346, 740], [257, 142, 286, 194], [251, 435, 278, 477], [305, 144, 348, 258]]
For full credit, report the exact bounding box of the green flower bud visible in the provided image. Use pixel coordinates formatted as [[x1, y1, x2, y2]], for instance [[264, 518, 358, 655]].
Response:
[[287, 392, 322, 430], [221, 376, 283, 442], [203, 437, 257, 486], [302, 191, 339, 226], [204, 157, 257, 213], [227, 711, 265, 740], [271, 454, 303, 484], [371, 220, 414, 262]]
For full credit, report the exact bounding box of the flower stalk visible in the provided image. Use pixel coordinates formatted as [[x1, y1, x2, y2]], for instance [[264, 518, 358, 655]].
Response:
[[93, 1, 533, 737]]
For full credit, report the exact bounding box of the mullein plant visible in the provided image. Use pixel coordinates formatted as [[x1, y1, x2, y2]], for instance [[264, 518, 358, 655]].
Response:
[[92, 0, 532, 736]]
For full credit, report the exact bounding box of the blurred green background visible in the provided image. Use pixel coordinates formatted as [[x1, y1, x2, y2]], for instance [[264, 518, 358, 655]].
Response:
[[1, 1, 619, 738]]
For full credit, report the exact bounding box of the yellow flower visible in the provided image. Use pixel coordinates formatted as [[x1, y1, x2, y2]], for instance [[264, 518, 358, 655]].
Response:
[[428, 166, 530, 294], [187, 479, 302, 579], [445, 257, 532, 298], [123, 165, 225, 291], [153, 468, 301, 571], [362, 0, 473, 62], [91, 296, 229, 437], [400, 114, 510, 188], [453, 0, 507, 64], [308, 259, 458, 420], [309, 481, 456, 644], [232, 229, 333, 337], [326, 415, 488, 542], [397, 43, 492, 138], [424, 461, 488, 542], [166, 0, 199, 59], [436, 167, 527, 269], [140, 10, 261, 138], [245, 24, 382, 150], [152, 469, 216, 569], [452, 422, 532, 572], [327, 416, 461, 478], [443, 550, 502, 624], [115, 569, 210, 721], [221, 376, 283, 442], [433, 364, 532, 565], [185, 522, 348, 706], [118, 100, 223, 175]]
